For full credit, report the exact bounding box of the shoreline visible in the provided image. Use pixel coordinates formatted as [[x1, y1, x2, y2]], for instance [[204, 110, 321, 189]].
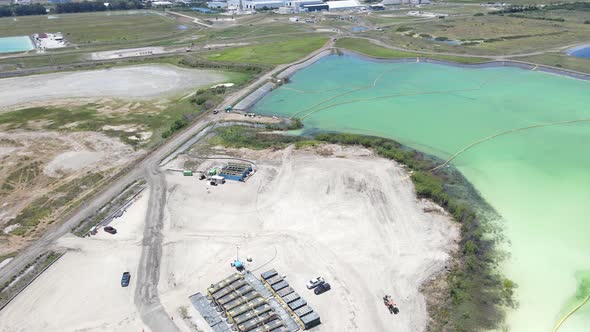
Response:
[[339, 49, 590, 82], [564, 43, 590, 55], [235, 48, 590, 112]]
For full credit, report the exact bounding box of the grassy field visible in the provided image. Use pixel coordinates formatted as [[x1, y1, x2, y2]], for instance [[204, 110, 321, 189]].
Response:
[[335, 37, 490, 63], [0, 52, 83, 71], [366, 13, 590, 56], [0, 11, 187, 45], [508, 8, 590, 24], [202, 22, 310, 41], [514, 53, 590, 74], [206, 35, 328, 65]]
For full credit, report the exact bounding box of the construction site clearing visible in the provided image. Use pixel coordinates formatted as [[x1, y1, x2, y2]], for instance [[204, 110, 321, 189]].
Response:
[[158, 144, 459, 331]]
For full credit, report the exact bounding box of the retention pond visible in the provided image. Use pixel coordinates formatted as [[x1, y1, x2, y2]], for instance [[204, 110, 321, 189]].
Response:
[[252, 55, 590, 332], [0, 36, 34, 54]]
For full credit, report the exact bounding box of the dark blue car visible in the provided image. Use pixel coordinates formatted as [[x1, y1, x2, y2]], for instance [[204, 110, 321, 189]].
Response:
[[121, 272, 131, 287]]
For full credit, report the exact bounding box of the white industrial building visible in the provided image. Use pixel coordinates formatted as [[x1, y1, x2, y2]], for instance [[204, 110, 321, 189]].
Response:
[[326, 0, 361, 10], [208, 1, 229, 8], [221, 0, 363, 11], [382, 0, 430, 4], [242, 0, 284, 9], [284, 0, 324, 7]]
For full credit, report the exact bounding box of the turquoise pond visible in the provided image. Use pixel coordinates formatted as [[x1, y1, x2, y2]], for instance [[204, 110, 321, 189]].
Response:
[[252, 55, 590, 331], [0, 36, 34, 54]]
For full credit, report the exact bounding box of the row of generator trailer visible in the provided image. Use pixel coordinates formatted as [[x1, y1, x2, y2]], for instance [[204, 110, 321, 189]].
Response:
[[260, 269, 321, 330], [206, 273, 290, 332]]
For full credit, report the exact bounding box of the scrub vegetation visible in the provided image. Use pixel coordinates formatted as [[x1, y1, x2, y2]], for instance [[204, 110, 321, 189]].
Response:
[[335, 38, 489, 64], [210, 125, 515, 331], [210, 126, 301, 150], [0, 101, 195, 147], [7, 172, 105, 236]]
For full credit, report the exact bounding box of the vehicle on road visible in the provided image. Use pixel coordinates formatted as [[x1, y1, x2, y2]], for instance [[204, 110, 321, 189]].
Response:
[[314, 282, 331, 295], [121, 272, 131, 287], [104, 226, 117, 234], [306, 276, 325, 289]]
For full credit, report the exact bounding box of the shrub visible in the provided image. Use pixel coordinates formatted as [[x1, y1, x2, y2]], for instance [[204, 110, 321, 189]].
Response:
[[194, 96, 207, 105], [161, 118, 189, 138]]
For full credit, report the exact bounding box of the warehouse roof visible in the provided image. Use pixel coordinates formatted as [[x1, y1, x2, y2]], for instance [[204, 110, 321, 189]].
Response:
[[326, 0, 361, 9]]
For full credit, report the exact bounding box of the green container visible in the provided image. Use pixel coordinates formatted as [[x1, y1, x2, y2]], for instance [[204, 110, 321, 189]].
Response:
[[209, 168, 216, 175], [183, 170, 193, 176]]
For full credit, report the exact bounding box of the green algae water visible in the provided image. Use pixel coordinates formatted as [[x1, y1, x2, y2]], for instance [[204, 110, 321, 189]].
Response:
[[252, 55, 590, 331]]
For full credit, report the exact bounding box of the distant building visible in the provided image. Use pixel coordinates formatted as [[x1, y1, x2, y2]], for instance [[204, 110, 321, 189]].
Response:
[[326, 0, 361, 11], [284, 0, 322, 7], [152, 1, 173, 6], [207, 1, 228, 8], [369, 4, 385, 10], [278, 6, 294, 14], [242, 0, 283, 9], [383, 0, 430, 4], [302, 3, 327, 11]]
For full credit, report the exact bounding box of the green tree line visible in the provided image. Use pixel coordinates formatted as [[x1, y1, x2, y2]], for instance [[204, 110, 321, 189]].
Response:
[[0, 0, 149, 18], [0, 4, 46, 17]]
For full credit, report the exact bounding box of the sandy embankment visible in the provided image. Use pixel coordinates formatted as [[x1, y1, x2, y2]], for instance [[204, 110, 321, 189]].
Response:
[[0, 191, 151, 332], [0, 64, 227, 110], [158, 145, 459, 332]]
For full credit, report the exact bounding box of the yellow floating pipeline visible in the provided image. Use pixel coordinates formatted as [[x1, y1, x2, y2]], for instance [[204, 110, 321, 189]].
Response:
[[288, 65, 402, 119], [278, 85, 365, 94], [552, 292, 590, 332], [429, 118, 590, 172], [299, 87, 480, 119], [289, 86, 370, 119]]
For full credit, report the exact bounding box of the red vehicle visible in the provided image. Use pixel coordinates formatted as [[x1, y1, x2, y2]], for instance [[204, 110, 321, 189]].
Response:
[[383, 295, 399, 314]]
